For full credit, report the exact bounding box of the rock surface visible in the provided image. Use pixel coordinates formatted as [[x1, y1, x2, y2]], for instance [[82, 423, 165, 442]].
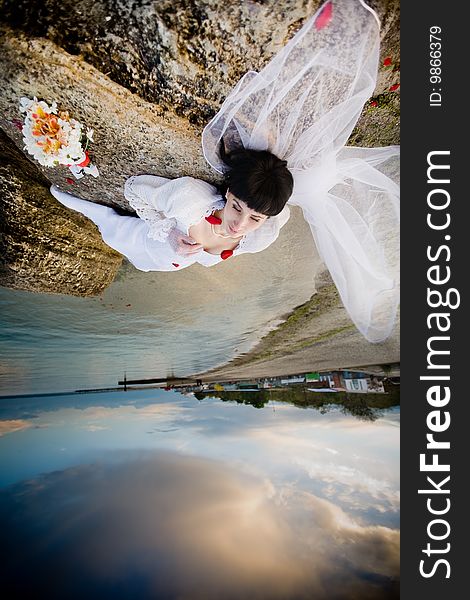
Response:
[[0, 0, 400, 127], [0, 130, 122, 296], [0, 0, 399, 296], [0, 24, 215, 207]]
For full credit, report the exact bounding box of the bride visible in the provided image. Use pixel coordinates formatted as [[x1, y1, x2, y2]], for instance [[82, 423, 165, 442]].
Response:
[[51, 146, 294, 271], [50, 0, 399, 344]]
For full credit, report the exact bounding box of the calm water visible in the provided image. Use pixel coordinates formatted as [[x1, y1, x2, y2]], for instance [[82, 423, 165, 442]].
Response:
[[0, 388, 399, 599], [0, 210, 320, 396]]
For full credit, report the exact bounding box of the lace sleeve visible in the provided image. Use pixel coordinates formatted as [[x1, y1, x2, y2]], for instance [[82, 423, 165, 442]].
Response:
[[124, 175, 224, 241], [124, 175, 177, 241]]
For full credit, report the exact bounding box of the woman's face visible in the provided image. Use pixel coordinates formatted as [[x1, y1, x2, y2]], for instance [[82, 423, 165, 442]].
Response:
[[221, 190, 268, 236]]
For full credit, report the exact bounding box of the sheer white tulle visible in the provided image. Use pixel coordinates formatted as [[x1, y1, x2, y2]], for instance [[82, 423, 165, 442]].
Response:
[[202, 0, 399, 343]]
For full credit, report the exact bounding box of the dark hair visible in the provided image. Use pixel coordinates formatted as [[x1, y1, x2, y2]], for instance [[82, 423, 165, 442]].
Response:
[[219, 142, 293, 216]]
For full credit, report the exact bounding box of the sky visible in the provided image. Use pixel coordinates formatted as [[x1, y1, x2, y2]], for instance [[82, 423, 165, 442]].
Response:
[[0, 388, 399, 599]]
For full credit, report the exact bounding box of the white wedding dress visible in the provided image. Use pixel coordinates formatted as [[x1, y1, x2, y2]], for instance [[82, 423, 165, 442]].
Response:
[[50, 176, 290, 271], [51, 0, 399, 343]]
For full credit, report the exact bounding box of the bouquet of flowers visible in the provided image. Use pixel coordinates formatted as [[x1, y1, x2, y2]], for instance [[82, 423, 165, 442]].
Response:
[[19, 97, 99, 179]]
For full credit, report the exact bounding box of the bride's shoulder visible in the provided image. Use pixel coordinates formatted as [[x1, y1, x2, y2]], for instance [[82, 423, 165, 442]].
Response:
[[176, 176, 219, 196], [125, 174, 221, 207], [146, 175, 220, 202], [161, 176, 224, 221], [171, 177, 223, 214], [125, 174, 217, 192]]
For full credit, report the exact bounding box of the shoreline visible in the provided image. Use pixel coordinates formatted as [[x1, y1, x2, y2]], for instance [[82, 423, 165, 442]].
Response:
[[197, 274, 400, 382]]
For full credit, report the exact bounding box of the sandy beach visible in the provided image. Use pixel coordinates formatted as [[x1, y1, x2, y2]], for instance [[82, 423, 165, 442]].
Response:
[[198, 273, 400, 382]]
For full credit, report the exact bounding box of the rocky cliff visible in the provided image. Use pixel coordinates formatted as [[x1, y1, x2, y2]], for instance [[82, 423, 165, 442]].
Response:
[[0, 130, 122, 295], [0, 0, 399, 296]]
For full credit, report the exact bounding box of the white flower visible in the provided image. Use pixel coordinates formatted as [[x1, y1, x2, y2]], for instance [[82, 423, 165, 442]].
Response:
[[18, 96, 99, 177], [19, 97, 34, 113]]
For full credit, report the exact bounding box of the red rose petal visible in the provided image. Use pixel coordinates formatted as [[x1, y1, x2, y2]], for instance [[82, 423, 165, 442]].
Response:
[[172, 263, 180, 268], [389, 83, 400, 91], [205, 214, 222, 225], [315, 1, 333, 31], [383, 57, 392, 66], [221, 249, 233, 260]]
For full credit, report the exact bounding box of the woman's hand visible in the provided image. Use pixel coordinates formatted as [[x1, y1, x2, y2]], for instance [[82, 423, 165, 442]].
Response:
[[168, 228, 203, 256]]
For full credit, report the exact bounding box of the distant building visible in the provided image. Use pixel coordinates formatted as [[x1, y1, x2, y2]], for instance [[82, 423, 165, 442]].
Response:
[[238, 382, 259, 390], [280, 376, 305, 385], [223, 384, 238, 391], [343, 375, 385, 393], [305, 372, 320, 382], [318, 372, 343, 389], [344, 378, 369, 392]]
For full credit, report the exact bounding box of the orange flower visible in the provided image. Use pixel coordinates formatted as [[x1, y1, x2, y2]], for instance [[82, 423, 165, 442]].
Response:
[[31, 114, 62, 138], [42, 136, 62, 155]]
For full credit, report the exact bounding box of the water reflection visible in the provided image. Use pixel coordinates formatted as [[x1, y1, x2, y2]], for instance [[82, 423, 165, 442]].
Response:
[[198, 387, 401, 421], [0, 389, 399, 599], [0, 208, 319, 396]]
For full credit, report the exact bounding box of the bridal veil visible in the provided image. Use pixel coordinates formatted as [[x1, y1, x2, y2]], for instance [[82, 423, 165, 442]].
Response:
[[202, 0, 399, 343]]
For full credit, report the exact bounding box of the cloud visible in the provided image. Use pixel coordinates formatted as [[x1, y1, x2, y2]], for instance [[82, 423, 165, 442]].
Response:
[[0, 451, 399, 599], [0, 419, 32, 437], [83, 424, 109, 432]]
